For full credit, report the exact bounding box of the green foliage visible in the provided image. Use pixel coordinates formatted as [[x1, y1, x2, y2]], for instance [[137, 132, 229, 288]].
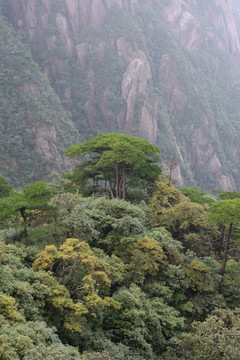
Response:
[[150, 176, 184, 213], [106, 285, 184, 358], [0, 321, 82, 360], [184, 259, 214, 292], [104, 5, 145, 45], [126, 236, 165, 284], [0, 10, 79, 187], [151, 180, 220, 259], [179, 187, 215, 205], [209, 198, 240, 227], [221, 260, 240, 308], [0, 174, 239, 359], [0, 239, 82, 359], [218, 191, 240, 200], [66, 133, 161, 199], [85, 341, 146, 360], [48, 194, 146, 252], [156, 197, 212, 254], [0, 181, 55, 240], [34, 238, 120, 331], [2, 0, 240, 191], [3, 1, 240, 357], [164, 309, 240, 360], [0, 174, 13, 198]]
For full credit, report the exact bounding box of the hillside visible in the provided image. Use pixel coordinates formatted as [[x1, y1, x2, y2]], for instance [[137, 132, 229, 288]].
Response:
[[1, 171, 240, 359], [0, 3, 80, 187], [2, 0, 240, 189]]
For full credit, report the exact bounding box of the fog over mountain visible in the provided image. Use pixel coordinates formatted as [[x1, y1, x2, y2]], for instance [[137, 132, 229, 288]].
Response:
[[2, 0, 240, 189]]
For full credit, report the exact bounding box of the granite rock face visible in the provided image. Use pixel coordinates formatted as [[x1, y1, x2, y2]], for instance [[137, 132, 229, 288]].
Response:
[[5, 0, 240, 189]]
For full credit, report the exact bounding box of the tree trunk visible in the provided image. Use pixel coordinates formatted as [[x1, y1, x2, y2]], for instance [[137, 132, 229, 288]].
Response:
[[108, 179, 115, 199], [218, 225, 225, 256], [221, 223, 232, 276], [122, 164, 126, 200], [20, 207, 28, 238], [119, 178, 123, 199], [115, 163, 119, 198]]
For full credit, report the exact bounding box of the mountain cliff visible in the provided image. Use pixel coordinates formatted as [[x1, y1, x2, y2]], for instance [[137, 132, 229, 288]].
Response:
[[2, 0, 240, 189], [0, 2, 80, 187]]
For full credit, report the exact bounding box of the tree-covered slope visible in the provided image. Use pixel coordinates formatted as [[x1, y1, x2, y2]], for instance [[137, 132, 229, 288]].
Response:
[[2, 0, 240, 190], [0, 4, 80, 187], [2, 168, 240, 359]]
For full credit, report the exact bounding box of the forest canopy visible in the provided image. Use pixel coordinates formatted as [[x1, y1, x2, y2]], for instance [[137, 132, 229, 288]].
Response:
[[66, 133, 161, 200], [1, 135, 240, 359]]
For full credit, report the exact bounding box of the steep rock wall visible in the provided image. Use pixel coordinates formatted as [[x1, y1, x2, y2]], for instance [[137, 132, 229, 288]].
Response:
[[0, 10, 79, 186], [7, 0, 158, 140], [5, 0, 240, 190]]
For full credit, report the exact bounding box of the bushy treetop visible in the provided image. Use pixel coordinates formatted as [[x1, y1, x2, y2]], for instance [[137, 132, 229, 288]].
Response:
[[66, 133, 161, 199]]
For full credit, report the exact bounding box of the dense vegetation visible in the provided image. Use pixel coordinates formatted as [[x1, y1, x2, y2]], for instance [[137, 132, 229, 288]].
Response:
[[65, 133, 161, 200], [1, 134, 240, 359], [0, 4, 79, 187]]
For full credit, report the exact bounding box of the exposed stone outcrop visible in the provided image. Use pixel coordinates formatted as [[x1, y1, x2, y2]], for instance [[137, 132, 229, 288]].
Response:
[[162, 0, 201, 50], [31, 125, 74, 167], [121, 57, 151, 131], [86, 69, 97, 129], [187, 118, 237, 190], [161, 0, 240, 66], [55, 13, 73, 55], [6, 0, 240, 190], [162, 161, 185, 187], [203, 0, 240, 66], [20, 82, 40, 98], [76, 43, 91, 67], [191, 128, 222, 173], [139, 99, 158, 143], [64, 0, 80, 34], [219, 174, 236, 191], [157, 47, 238, 189], [100, 87, 112, 128], [115, 37, 157, 140], [91, 0, 106, 30], [158, 54, 188, 114], [32, 125, 58, 160], [233, 8, 240, 37]]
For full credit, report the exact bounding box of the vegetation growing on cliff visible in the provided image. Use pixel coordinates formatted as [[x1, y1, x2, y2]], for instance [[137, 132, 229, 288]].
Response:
[[0, 6, 79, 187], [1, 1, 240, 190]]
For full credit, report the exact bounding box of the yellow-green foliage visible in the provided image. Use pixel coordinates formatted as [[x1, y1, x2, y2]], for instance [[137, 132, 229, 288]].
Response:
[[33, 244, 59, 271], [34, 238, 120, 323], [0, 239, 92, 333], [0, 239, 82, 358], [49, 284, 88, 332], [160, 200, 208, 232], [184, 259, 214, 291], [150, 176, 184, 216], [0, 293, 24, 324], [150, 179, 220, 257], [0, 334, 33, 360], [127, 236, 165, 276]]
